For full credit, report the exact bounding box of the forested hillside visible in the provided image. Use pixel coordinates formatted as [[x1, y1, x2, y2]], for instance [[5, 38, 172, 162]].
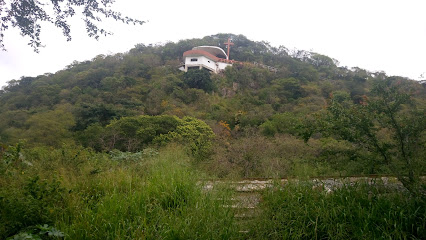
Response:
[[1, 33, 425, 178], [1, 34, 425, 239]]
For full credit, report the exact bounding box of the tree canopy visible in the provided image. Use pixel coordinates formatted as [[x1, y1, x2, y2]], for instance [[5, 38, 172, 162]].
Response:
[[303, 80, 425, 193], [0, 0, 145, 52]]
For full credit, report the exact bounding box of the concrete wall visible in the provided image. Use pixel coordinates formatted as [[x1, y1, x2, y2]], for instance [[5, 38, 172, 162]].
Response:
[[184, 56, 233, 73], [184, 56, 217, 72], [217, 62, 232, 71]]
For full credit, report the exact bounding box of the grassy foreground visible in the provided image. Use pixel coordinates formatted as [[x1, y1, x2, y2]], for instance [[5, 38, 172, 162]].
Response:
[[250, 182, 425, 239], [1, 144, 424, 239], [1, 145, 237, 239]]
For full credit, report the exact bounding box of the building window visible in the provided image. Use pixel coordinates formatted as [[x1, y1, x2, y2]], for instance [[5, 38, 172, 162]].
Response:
[[191, 58, 198, 62]]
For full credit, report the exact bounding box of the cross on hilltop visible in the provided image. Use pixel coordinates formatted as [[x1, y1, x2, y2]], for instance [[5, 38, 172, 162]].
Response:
[[224, 38, 234, 60]]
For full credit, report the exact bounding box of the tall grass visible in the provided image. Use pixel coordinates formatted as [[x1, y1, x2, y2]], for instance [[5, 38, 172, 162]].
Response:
[[1, 144, 238, 239], [249, 181, 425, 239], [1, 143, 424, 239], [60, 147, 237, 239]]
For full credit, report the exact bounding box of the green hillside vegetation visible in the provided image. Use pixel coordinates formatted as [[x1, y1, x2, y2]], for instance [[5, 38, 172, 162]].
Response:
[[1, 34, 425, 239]]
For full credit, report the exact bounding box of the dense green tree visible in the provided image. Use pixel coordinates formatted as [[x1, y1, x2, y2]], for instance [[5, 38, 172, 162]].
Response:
[[271, 78, 305, 101], [304, 80, 425, 193], [73, 103, 127, 131], [183, 69, 214, 92], [78, 115, 214, 156], [93, 115, 181, 152], [154, 116, 215, 160], [261, 112, 301, 136]]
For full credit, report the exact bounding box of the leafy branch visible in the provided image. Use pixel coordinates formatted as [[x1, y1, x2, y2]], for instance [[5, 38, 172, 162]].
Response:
[[0, 0, 145, 52]]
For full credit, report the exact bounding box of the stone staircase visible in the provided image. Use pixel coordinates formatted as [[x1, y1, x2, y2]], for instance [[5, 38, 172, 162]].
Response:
[[202, 176, 409, 235], [203, 179, 281, 234]]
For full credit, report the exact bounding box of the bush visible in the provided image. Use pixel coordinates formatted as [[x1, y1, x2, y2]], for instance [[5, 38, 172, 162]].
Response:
[[208, 134, 324, 178], [0, 176, 64, 238], [7, 224, 64, 240], [154, 117, 215, 160], [183, 69, 214, 92], [78, 115, 215, 158], [261, 112, 301, 136], [105, 115, 181, 151]]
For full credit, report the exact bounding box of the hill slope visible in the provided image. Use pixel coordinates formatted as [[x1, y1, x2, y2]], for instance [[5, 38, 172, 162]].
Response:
[[0, 33, 425, 177]]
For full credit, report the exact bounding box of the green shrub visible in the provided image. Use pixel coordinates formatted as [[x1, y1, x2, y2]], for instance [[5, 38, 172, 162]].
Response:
[[260, 120, 277, 136], [1, 176, 64, 238], [78, 115, 215, 159], [7, 224, 64, 240], [154, 117, 215, 160], [104, 115, 181, 151], [183, 69, 214, 92], [261, 112, 301, 136]]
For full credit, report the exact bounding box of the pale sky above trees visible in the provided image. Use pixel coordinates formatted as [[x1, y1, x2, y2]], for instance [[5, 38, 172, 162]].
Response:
[[0, 0, 425, 88]]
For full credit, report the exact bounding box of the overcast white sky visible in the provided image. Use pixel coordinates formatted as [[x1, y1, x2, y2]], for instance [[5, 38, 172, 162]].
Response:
[[1, 0, 425, 88]]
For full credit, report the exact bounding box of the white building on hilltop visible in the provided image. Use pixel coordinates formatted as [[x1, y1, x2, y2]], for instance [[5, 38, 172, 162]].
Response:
[[180, 46, 233, 73], [180, 39, 237, 74]]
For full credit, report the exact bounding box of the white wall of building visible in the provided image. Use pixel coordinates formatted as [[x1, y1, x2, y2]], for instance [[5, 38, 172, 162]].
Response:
[[217, 62, 232, 71], [184, 56, 232, 73], [185, 56, 217, 72]]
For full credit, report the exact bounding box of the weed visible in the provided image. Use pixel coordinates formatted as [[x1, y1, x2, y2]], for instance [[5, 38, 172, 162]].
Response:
[[7, 224, 64, 240]]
